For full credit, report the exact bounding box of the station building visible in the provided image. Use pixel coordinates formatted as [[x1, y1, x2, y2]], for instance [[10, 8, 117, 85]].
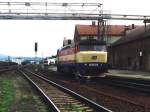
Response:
[[74, 24, 138, 44], [109, 25, 150, 71]]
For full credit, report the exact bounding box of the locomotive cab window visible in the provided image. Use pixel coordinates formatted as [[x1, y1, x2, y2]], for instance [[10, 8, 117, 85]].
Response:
[[79, 45, 106, 51]]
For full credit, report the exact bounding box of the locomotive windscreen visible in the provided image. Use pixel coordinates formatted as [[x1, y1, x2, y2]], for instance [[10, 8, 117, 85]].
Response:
[[78, 39, 106, 51], [79, 45, 106, 51], [78, 39, 106, 45]]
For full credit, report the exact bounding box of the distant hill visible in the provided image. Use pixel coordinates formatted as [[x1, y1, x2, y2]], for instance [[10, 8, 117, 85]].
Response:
[[0, 54, 42, 61], [0, 54, 9, 61], [16, 56, 42, 61]]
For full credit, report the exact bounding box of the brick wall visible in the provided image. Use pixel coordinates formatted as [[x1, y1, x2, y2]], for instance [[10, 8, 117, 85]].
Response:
[[109, 37, 150, 71]]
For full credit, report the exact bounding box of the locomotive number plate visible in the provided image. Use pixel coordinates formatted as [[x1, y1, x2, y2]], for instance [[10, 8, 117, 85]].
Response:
[[89, 63, 98, 66]]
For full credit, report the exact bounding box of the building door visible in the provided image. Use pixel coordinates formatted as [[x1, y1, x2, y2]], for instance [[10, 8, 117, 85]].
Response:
[[139, 56, 143, 70], [148, 54, 150, 71], [127, 57, 131, 67]]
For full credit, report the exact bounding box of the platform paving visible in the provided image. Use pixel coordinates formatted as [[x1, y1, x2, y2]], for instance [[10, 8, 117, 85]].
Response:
[[108, 69, 150, 80]]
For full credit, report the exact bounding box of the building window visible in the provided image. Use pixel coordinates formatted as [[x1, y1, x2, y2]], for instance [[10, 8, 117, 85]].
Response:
[[80, 36, 97, 40], [127, 57, 131, 66]]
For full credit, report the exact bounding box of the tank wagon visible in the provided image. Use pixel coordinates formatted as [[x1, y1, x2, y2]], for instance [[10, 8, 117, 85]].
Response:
[[0, 61, 18, 69], [57, 38, 108, 78]]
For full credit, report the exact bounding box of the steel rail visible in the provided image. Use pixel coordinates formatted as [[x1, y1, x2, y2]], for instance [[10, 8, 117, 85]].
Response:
[[110, 80, 150, 93], [34, 69, 149, 108], [0, 68, 10, 73], [25, 69, 112, 112], [100, 76, 150, 93], [0, 65, 18, 73], [19, 70, 61, 112]]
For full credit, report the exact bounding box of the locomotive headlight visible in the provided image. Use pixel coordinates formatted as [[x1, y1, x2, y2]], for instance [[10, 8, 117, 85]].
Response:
[[84, 64, 87, 66]]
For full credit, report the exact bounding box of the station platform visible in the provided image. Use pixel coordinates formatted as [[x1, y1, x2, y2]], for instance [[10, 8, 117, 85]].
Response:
[[48, 65, 57, 71], [107, 69, 150, 80], [46, 65, 150, 80]]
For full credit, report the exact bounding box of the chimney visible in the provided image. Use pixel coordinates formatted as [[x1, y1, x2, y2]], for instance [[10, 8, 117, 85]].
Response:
[[92, 21, 96, 26], [132, 24, 135, 29], [124, 25, 129, 36]]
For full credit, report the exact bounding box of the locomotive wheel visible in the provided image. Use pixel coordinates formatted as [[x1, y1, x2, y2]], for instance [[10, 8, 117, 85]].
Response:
[[74, 71, 83, 83], [57, 66, 61, 72]]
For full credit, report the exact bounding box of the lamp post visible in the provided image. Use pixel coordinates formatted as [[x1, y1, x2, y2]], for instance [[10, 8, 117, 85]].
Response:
[[143, 19, 150, 32]]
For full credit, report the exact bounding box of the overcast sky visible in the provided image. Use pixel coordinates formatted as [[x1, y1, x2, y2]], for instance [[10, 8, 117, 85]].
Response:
[[0, 0, 149, 57]]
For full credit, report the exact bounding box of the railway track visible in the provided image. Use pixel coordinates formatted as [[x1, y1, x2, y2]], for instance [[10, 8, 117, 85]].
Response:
[[98, 76, 150, 93], [39, 65, 150, 93], [0, 65, 18, 73], [34, 68, 150, 111], [19, 69, 112, 112]]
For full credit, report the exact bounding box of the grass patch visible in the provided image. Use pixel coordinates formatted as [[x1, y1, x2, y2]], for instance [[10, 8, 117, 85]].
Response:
[[19, 95, 48, 112], [63, 103, 86, 112], [32, 96, 48, 112], [0, 80, 14, 112]]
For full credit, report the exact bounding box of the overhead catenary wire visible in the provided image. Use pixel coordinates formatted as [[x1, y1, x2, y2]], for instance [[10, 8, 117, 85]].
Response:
[[0, 2, 149, 21]]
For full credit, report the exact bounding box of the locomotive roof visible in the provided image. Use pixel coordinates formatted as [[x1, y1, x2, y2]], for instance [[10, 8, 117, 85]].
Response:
[[59, 43, 75, 51]]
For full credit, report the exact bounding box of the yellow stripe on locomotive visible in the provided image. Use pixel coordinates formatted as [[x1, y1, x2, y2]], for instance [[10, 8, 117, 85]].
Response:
[[76, 51, 107, 63], [59, 54, 75, 62]]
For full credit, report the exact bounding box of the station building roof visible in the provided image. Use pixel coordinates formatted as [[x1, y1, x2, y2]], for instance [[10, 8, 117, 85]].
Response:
[[111, 24, 150, 46], [74, 24, 138, 37]]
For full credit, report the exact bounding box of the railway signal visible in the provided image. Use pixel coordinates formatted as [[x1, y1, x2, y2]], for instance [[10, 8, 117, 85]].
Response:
[[34, 42, 38, 65], [35, 42, 38, 52]]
